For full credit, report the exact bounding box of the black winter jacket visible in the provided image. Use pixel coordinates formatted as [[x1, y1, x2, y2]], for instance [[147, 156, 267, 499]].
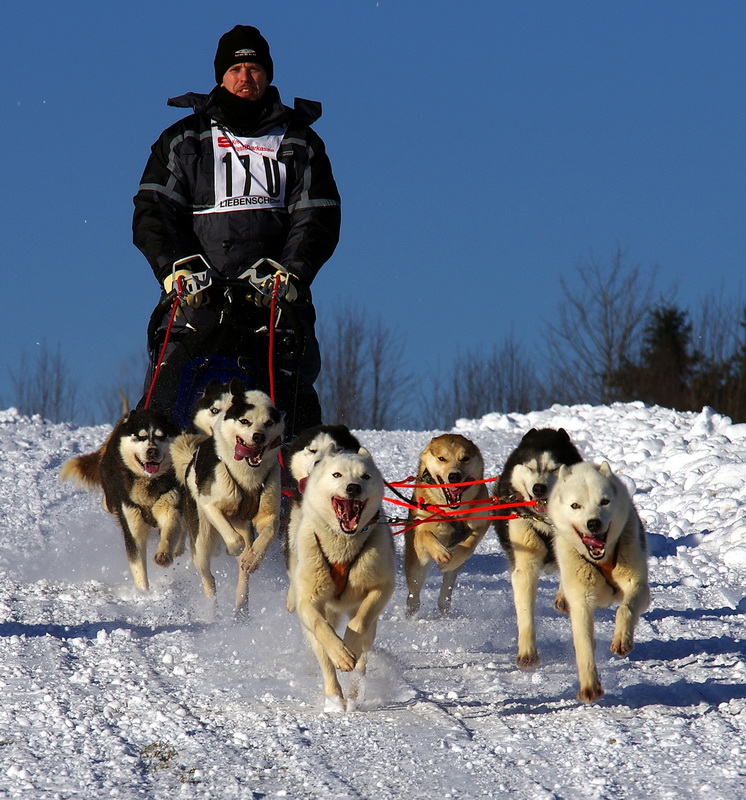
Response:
[[132, 86, 341, 289]]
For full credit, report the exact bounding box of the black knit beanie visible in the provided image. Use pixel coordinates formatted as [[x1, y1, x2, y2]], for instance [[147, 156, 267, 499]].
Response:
[[214, 25, 274, 84]]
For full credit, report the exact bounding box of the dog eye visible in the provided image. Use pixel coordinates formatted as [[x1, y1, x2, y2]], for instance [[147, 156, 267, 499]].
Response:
[[239, 418, 250, 425], [362, 473, 370, 481], [332, 472, 342, 479], [600, 498, 610, 506], [571, 502, 581, 510], [437, 456, 447, 462], [460, 456, 470, 463], [209, 406, 220, 415]]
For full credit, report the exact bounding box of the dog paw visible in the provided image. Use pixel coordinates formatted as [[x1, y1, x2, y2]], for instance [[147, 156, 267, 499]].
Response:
[[224, 537, 245, 558], [153, 550, 173, 567], [239, 546, 264, 573], [330, 642, 357, 672], [431, 543, 452, 566], [516, 650, 540, 670], [577, 683, 604, 704], [324, 694, 346, 713], [610, 634, 634, 658]]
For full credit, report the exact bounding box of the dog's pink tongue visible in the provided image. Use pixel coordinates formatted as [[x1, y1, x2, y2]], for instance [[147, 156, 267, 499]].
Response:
[[582, 534, 606, 556], [143, 462, 161, 475], [234, 439, 261, 462], [444, 486, 464, 506]]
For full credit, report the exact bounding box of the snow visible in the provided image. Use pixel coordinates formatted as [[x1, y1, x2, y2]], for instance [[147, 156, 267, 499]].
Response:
[[0, 402, 745, 799]]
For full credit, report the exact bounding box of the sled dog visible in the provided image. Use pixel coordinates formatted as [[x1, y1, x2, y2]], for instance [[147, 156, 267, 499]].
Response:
[[494, 428, 583, 668], [59, 409, 184, 591], [404, 434, 489, 616], [283, 424, 362, 567], [188, 380, 230, 436], [171, 380, 284, 612], [547, 461, 649, 703], [289, 449, 395, 711]]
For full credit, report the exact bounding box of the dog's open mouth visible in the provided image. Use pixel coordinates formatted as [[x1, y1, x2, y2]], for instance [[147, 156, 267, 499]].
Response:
[[439, 481, 465, 508], [576, 527, 608, 560], [511, 492, 547, 516], [234, 436, 264, 467], [136, 456, 162, 476], [332, 496, 367, 534]]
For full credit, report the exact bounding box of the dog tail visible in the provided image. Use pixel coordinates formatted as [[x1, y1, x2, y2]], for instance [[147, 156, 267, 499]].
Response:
[[171, 433, 203, 485], [59, 450, 103, 489]]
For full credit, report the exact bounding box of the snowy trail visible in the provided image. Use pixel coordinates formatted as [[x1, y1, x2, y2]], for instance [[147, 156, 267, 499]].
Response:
[[0, 404, 745, 798]]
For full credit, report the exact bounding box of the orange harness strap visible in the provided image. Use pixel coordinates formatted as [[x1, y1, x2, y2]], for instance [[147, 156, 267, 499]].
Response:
[[315, 534, 355, 599], [585, 540, 621, 594]]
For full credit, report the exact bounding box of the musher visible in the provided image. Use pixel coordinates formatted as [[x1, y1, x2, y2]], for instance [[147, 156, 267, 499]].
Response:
[[132, 25, 340, 436]]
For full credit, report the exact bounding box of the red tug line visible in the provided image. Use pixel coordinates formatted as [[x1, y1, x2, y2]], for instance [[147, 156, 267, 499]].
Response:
[[382, 474, 536, 536]]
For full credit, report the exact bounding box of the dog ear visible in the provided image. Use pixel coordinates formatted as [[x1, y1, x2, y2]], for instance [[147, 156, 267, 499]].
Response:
[[598, 461, 613, 477], [557, 464, 570, 480], [229, 378, 244, 397], [357, 446, 372, 459]]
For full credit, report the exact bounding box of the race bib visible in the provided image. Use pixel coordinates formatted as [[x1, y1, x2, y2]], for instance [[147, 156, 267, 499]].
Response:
[[197, 124, 288, 214]]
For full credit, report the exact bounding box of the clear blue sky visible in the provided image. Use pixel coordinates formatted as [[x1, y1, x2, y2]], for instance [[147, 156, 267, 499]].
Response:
[[2, 1, 745, 423]]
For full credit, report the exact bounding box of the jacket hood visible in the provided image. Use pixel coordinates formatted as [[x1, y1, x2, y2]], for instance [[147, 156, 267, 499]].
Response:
[[166, 86, 323, 126]]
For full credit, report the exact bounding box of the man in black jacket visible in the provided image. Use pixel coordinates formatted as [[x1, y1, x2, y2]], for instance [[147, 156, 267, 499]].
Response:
[[133, 25, 340, 435]]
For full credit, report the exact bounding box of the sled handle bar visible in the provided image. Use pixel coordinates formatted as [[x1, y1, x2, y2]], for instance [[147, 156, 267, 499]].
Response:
[[146, 274, 300, 348]]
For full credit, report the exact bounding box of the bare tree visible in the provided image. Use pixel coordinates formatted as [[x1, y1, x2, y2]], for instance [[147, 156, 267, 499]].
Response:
[[317, 306, 415, 429], [9, 342, 82, 423], [420, 334, 551, 429], [547, 246, 664, 404], [96, 349, 149, 423], [688, 294, 746, 420]]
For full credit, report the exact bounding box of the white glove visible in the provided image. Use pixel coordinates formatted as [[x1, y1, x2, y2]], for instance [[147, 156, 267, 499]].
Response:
[[238, 258, 302, 307], [163, 255, 214, 307]]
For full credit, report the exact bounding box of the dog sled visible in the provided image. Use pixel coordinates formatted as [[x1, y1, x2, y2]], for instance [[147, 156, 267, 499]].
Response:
[[141, 257, 307, 429]]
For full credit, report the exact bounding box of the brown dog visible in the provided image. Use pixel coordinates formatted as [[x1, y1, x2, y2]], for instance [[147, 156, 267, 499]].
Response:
[[404, 434, 490, 616]]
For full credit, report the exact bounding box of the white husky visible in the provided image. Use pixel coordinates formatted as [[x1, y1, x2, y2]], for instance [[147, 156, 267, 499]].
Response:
[[548, 461, 650, 703], [283, 424, 363, 610], [288, 449, 395, 711]]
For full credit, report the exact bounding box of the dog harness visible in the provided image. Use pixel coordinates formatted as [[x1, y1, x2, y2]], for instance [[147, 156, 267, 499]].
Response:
[[314, 513, 379, 598], [582, 539, 622, 594], [314, 536, 354, 598]]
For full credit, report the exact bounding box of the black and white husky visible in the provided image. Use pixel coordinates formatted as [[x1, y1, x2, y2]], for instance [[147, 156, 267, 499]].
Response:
[[60, 409, 185, 591], [188, 380, 231, 437], [494, 428, 583, 668], [172, 380, 284, 613]]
